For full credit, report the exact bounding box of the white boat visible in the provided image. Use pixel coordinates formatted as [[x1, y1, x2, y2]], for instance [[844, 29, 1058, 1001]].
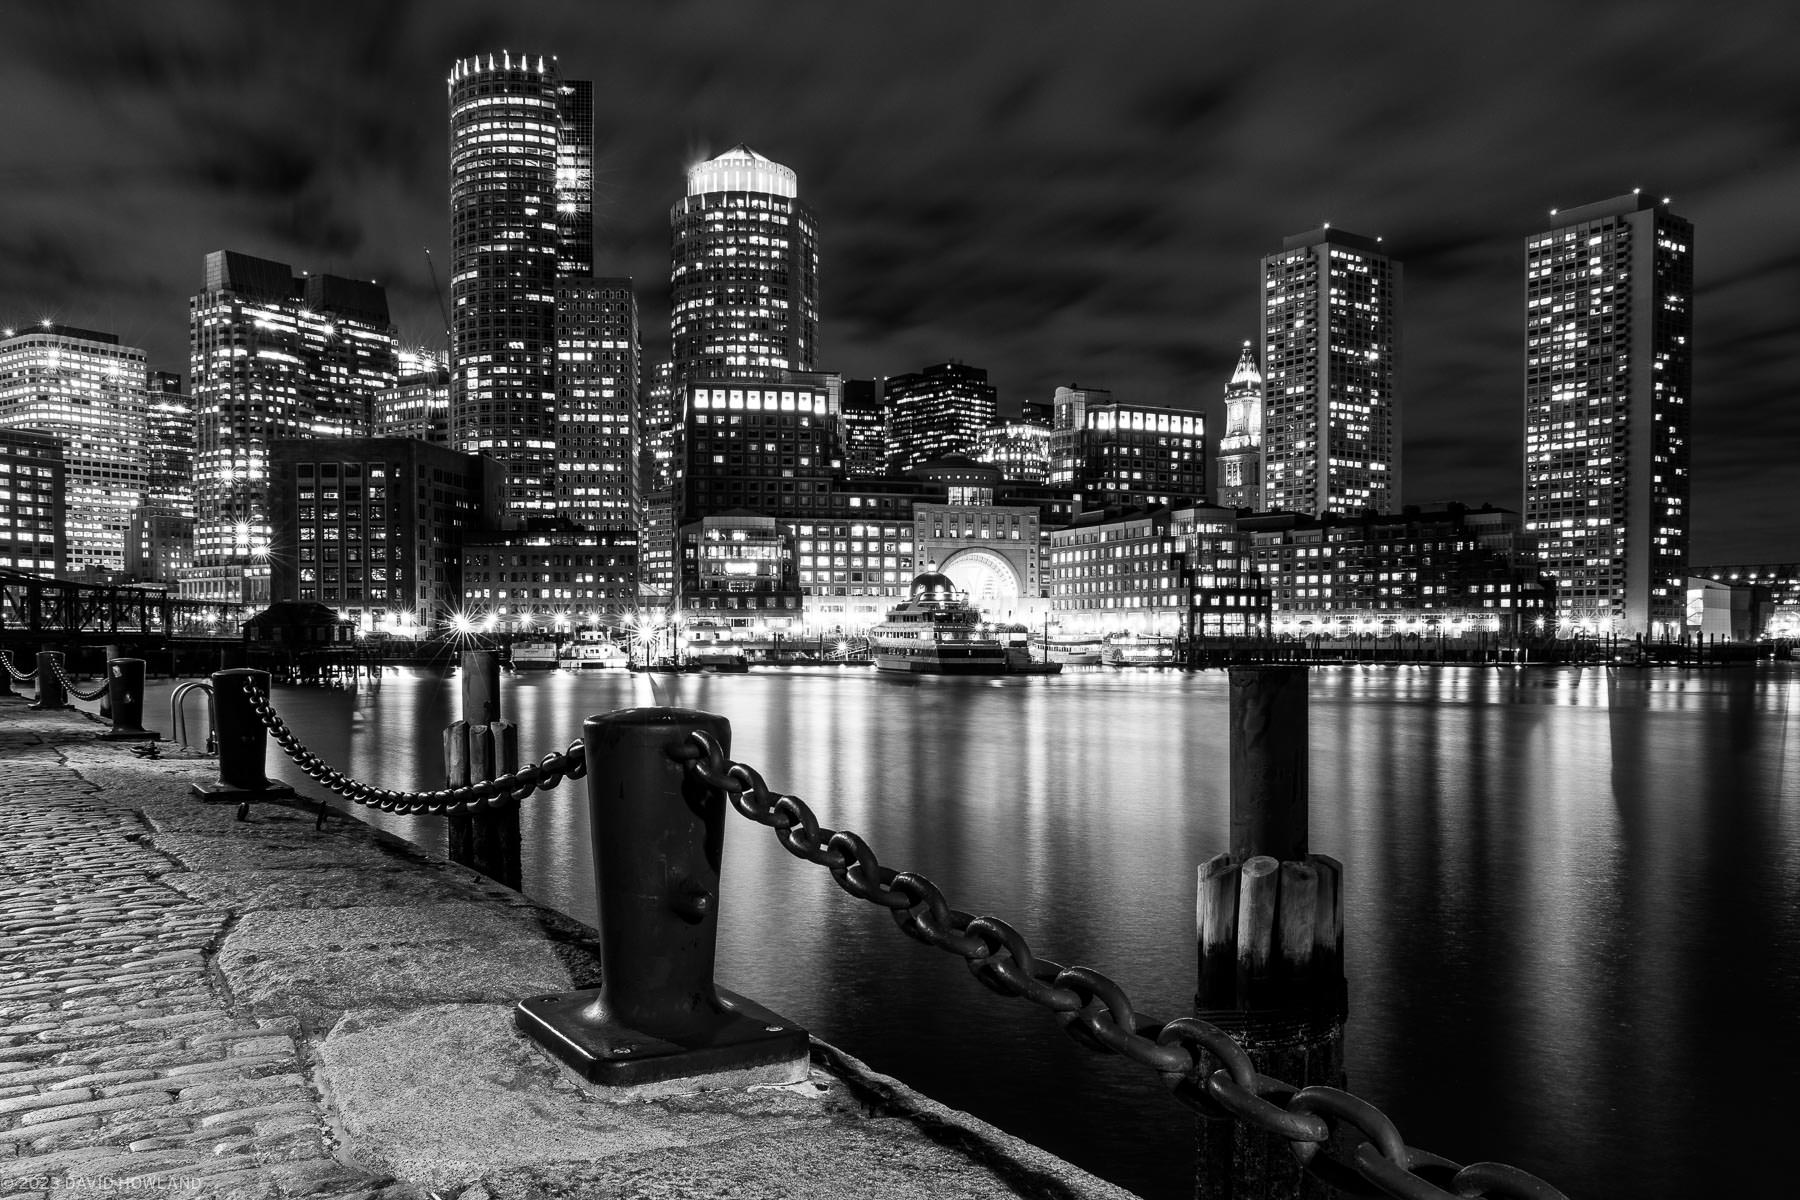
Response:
[[509, 640, 560, 671], [559, 636, 629, 670], [1101, 633, 1178, 667], [1031, 630, 1104, 666], [870, 570, 1009, 675]]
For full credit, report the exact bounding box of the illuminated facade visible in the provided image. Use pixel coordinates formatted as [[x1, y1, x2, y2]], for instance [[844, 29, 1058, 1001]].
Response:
[[838, 378, 888, 477], [1524, 192, 1692, 637], [128, 371, 195, 583], [375, 350, 451, 445], [555, 278, 640, 530], [1260, 227, 1400, 516], [1215, 341, 1263, 510], [1047, 504, 1261, 639], [680, 380, 841, 520], [270, 438, 503, 631], [461, 529, 639, 632], [447, 52, 594, 513], [976, 422, 1053, 482], [676, 514, 803, 639], [669, 145, 818, 387], [0, 324, 148, 576], [885, 361, 998, 473], [1691, 563, 1800, 639], [187, 251, 396, 587], [0, 430, 65, 573], [914, 499, 1041, 623], [1049, 386, 1205, 511]]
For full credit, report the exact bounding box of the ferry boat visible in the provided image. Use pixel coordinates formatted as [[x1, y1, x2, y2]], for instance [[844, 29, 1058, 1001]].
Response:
[[509, 640, 561, 671], [870, 570, 1009, 675], [559, 635, 629, 670], [1101, 633, 1178, 667], [1030, 630, 1105, 667]]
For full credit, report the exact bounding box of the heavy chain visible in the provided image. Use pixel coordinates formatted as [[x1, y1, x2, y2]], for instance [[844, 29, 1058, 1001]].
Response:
[[0, 649, 38, 681], [47, 656, 110, 702], [243, 683, 587, 816], [680, 730, 1568, 1200]]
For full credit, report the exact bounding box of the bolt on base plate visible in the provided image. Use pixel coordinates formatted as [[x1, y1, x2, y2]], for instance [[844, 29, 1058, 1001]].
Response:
[[516, 987, 810, 1088]]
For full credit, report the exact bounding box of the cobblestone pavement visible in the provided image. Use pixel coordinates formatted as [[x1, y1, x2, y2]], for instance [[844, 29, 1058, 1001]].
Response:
[[0, 712, 420, 1200]]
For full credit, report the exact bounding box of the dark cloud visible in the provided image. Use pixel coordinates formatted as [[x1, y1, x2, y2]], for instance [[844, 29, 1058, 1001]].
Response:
[[1, 0, 1795, 561]]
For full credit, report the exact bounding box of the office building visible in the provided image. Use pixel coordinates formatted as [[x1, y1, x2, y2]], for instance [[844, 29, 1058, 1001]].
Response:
[[187, 251, 397, 600], [555, 278, 640, 530], [676, 513, 804, 643], [461, 529, 638, 632], [126, 371, 195, 584], [269, 438, 503, 632], [1524, 191, 1693, 637], [669, 145, 818, 388], [0, 430, 65, 573], [975, 422, 1053, 482], [680, 380, 840, 521], [1260, 227, 1400, 516], [1049, 386, 1205, 511], [885, 361, 998, 473], [376, 350, 451, 445], [839, 378, 888, 477], [447, 52, 595, 513], [1215, 341, 1263, 510], [0, 323, 148, 577]]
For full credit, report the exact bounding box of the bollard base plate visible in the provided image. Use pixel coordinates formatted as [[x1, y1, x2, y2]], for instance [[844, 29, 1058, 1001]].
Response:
[[515, 987, 809, 1089], [100, 729, 161, 742], [191, 779, 296, 801]]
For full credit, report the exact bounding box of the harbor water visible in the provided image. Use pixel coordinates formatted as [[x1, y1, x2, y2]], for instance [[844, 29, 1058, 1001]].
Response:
[[147, 661, 1800, 1198]]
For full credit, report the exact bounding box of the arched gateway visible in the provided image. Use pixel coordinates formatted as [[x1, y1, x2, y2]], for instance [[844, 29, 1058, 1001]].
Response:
[[938, 548, 1021, 611]]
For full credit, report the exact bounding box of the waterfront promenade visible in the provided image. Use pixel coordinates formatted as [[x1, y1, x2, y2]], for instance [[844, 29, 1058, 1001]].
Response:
[[0, 700, 1133, 1200]]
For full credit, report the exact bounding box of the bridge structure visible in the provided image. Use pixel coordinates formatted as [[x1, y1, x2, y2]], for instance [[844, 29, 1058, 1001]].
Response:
[[0, 567, 246, 649]]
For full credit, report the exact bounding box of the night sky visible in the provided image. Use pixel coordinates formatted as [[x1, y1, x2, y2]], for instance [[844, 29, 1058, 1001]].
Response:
[[4, 1, 1797, 562]]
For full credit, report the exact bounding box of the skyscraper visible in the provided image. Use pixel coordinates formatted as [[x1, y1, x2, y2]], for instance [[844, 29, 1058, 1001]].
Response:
[[1215, 341, 1263, 510], [447, 52, 595, 513], [187, 251, 396, 598], [1259, 227, 1400, 516], [1524, 191, 1693, 637], [669, 145, 818, 388], [885, 361, 997, 472], [555, 277, 640, 530], [1048, 385, 1206, 511], [129, 370, 195, 584], [0, 323, 148, 576]]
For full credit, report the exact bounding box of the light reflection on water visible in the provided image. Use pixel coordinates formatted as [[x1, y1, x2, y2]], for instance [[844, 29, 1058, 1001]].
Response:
[[138, 662, 1800, 1200]]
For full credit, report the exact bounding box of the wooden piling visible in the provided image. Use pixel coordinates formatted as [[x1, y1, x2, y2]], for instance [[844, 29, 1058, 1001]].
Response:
[[1196, 853, 1241, 1011], [1228, 666, 1308, 862]]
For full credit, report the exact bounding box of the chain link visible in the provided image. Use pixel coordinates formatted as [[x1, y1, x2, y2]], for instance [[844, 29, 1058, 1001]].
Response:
[[679, 730, 1569, 1200], [242, 682, 586, 815], [0, 649, 39, 682], [47, 656, 110, 702]]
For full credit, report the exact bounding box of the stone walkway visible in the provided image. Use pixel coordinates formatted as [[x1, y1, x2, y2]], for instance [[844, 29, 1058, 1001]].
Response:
[[0, 700, 1137, 1200]]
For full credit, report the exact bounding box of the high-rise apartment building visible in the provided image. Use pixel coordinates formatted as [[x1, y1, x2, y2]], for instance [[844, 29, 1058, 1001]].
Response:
[[0, 323, 148, 576], [1524, 191, 1693, 637], [1260, 227, 1400, 516], [885, 361, 998, 472], [187, 250, 397, 598], [669, 145, 818, 387], [447, 52, 595, 513], [1215, 341, 1263, 510], [555, 277, 640, 530]]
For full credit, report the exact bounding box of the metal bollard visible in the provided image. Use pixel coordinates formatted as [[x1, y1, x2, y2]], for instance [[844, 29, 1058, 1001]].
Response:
[[99, 658, 159, 741], [191, 669, 295, 807], [31, 651, 69, 710], [515, 707, 809, 1090]]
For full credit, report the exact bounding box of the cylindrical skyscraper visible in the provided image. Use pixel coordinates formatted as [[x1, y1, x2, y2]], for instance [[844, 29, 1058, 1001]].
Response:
[[447, 52, 593, 515], [669, 145, 818, 388]]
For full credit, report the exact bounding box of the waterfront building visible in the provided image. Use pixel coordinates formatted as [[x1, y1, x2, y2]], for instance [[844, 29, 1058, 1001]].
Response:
[[839, 378, 887, 477], [460, 528, 638, 633], [669, 145, 818, 388], [269, 438, 503, 633], [1047, 504, 1259, 639], [1690, 563, 1800, 639], [1049, 385, 1205, 511], [0, 323, 148, 578], [448, 52, 595, 513], [1260, 226, 1400, 516], [1684, 577, 1758, 642], [1242, 504, 1552, 638], [675, 513, 804, 648], [885, 361, 998, 473], [1215, 341, 1263, 510], [792, 511, 917, 631], [975, 421, 1053, 483], [0, 429, 65, 573], [187, 250, 398, 603], [1524, 191, 1693, 638], [914, 498, 1041, 624], [555, 278, 640, 531], [680, 379, 841, 521], [375, 350, 451, 445]]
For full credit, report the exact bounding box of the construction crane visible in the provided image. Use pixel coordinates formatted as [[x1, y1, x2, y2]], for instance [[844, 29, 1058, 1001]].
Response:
[[423, 247, 451, 344]]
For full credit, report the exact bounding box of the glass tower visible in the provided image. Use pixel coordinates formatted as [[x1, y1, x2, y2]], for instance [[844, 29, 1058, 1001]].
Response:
[[1259, 227, 1400, 516], [447, 52, 595, 514], [1524, 191, 1693, 638]]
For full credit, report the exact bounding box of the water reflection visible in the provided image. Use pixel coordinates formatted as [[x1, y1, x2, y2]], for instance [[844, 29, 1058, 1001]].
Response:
[[135, 662, 1800, 1200]]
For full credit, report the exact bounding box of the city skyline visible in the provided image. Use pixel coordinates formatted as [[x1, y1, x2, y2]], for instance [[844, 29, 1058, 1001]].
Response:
[[2, 2, 1797, 562]]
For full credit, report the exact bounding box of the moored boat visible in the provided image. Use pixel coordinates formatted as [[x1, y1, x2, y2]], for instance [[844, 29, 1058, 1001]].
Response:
[[559, 635, 629, 669], [1101, 633, 1178, 667], [871, 570, 1009, 675], [509, 640, 560, 671]]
